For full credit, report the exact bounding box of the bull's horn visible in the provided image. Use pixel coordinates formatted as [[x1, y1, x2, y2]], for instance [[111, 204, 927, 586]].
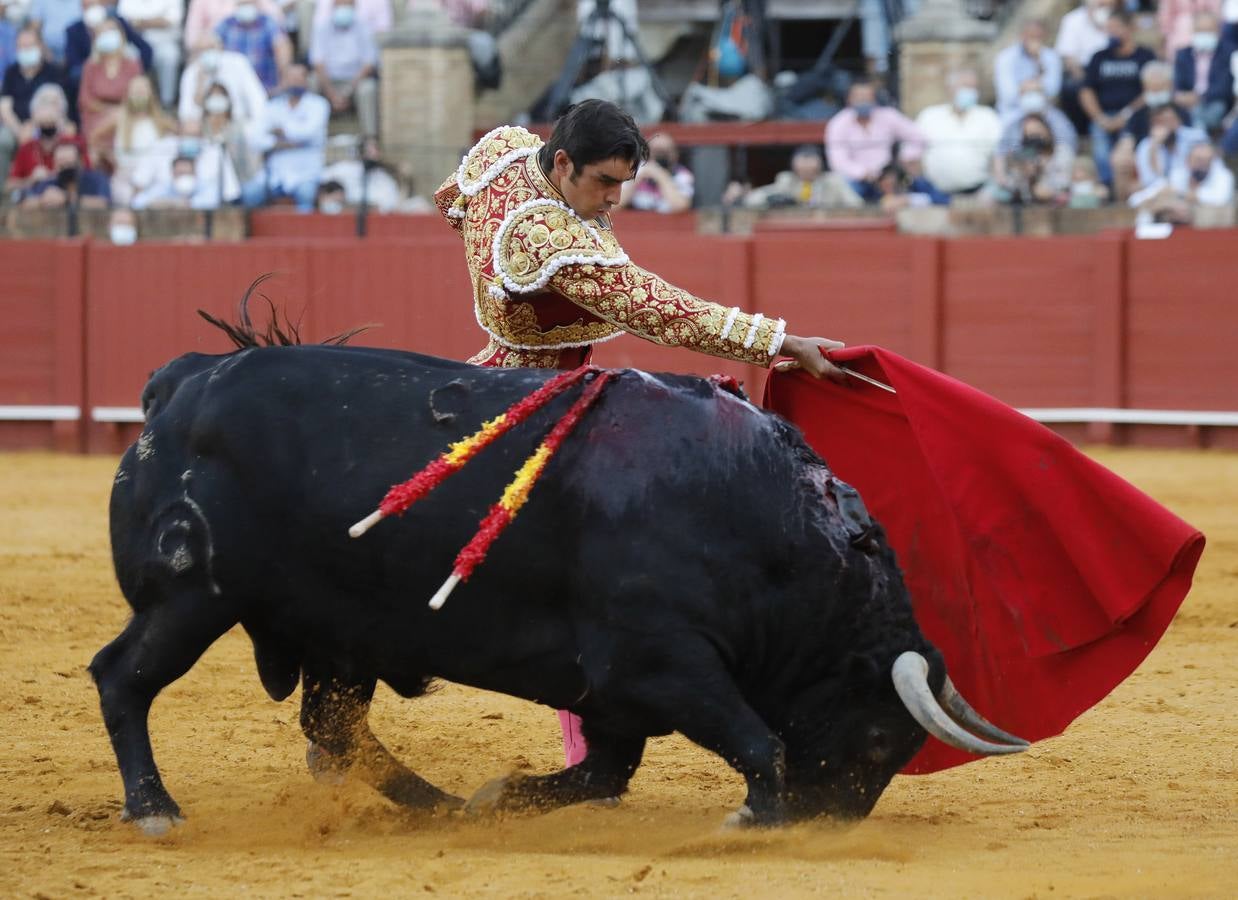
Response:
[[891, 652, 1027, 756], [937, 676, 1029, 747]]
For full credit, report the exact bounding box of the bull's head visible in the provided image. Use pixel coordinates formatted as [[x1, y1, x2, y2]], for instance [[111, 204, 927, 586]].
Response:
[[779, 649, 1028, 821]]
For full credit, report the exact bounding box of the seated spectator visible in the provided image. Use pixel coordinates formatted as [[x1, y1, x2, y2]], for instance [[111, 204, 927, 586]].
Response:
[[28, 0, 80, 63], [987, 112, 1073, 205], [322, 0, 391, 35], [1055, 0, 1114, 134], [132, 138, 238, 206], [215, 1, 290, 94], [825, 79, 925, 203], [0, 27, 70, 179], [183, 0, 282, 55], [178, 33, 266, 130], [6, 81, 86, 193], [1080, 9, 1156, 186], [1160, 0, 1223, 60], [65, 0, 152, 90], [873, 162, 948, 212], [1111, 62, 1197, 200], [97, 74, 172, 202], [995, 19, 1063, 122], [318, 135, 402, 211], [1226, 1, 1238, 45], [721, 144, 862, 209], [1067, 156, 1110, 207], [117, 0, 183, 108], [1133, 104, 1207, 189], [1, 0, 23, 74], [201, 80, 258, 183], [1001, 78, 1078, 151], [915, 68, 1002, 196], [1173, 11, 1235, 132], [78, 17, 142, 151], [1130, 140, 1234, 221], [108, 203, 138, 242], [310, 0, 377, 138], [242, 63, 326, 211], [21, 136, 109, 206], [618, 131, 692, 213], [314, 176, 342, 211]]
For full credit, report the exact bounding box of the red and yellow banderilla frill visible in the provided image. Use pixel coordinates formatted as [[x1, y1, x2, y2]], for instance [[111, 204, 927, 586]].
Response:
[[349, 366, 615, 609]]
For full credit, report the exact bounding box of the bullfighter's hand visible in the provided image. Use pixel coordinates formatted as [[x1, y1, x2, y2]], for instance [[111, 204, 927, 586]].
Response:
[[777, 335, 848, 383]]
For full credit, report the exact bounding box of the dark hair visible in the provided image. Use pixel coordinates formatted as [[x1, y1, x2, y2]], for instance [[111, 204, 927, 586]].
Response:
[[537, 99, 649, 175], [792, 143, 823, 161], [1109, 7, 1133, 27], [171, 154, 196, 168], [318, 180, 345, 195]]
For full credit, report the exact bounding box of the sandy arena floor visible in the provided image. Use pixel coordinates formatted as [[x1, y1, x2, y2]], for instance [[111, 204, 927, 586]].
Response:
[[1, 448, 1235, 898]]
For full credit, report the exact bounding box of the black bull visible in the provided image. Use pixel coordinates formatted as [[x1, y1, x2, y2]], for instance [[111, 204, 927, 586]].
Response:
[[91, 340, 1024, 835]]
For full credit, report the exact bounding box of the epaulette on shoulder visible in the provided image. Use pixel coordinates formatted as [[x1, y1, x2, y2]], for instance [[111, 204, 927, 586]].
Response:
[[456, 126, 542, 198], [491, 199, 629, 296]]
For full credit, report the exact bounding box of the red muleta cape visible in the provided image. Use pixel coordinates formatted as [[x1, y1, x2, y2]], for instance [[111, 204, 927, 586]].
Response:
[[763, 346, 1205, 775]]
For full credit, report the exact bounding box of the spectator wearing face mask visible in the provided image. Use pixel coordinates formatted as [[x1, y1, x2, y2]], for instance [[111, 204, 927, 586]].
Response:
[[314, 176, 343, 212], [995, 19, 1063, 123], [310, 0, 377, 138], [6, 80, 87, 193], [987, 112, 1073, 205], [1, 0, 26, 73], [1001, 79, 1078, 151], [117, 0, 182, 108], [1161, 0, 1224, 60], [201, 81, 256, 182], [1056, 0, 1114, 135], [20, 135, 109, 205], [1080, 8, 1156, 186], [133, 124, 240, 207], [873, 162, 948, 212], [28, 0, 81, 62], [1129, 139, 1234, 221], [242, 63, 326, 210], [826, 79, 925, 203], [1066, 156, 1110, 207], [216, 0, 291, 94], [720, 144, 862, 210], [178, 33, 266, 129], [1108, 61, 1195, 202], [1132, 104, 1207, 190], [65, 0, 153, 89], [914, 68, 1002, 196], [183, 0, 283, 54], [1172, 11, 1235, 132], [108, 203, 138, 242], [0, 27, 70, 178], [618, 131, 693, 213], [78, 17, 141, 149], [319, 0, 390, 35]]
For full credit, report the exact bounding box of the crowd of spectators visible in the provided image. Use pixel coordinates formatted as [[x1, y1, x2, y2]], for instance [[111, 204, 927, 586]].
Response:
[[1, 0, 429, 233], [629, 0, 1238, 226]]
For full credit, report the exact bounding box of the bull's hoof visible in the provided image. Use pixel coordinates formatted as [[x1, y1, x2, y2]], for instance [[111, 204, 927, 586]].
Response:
[[463, 774, 524, 816], [306, 740, 347, 786], [120, 807, 185, 836], [721, 804, 755, 830]]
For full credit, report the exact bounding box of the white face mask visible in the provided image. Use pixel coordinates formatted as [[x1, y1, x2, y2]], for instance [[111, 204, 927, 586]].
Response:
[[204, 94, 231, 115], [953, 86, 979, 110], [110, 223, 137, 245], [1192, 31, 1219, 53], [83, 5, 107, 27], [331, 5, 355, 27], [1019, 91, 1047, 114], [319, 199, 345, 215], [199, 49, 221, 70], [95, 28, 122, 54], [173, 173, 196, 196], [17, 46, 41, 68], [234, 3, 258, 23], [5, 2, 28, 23], [1144, 90, 1172, 107], [1090, 5, 1110, 26]]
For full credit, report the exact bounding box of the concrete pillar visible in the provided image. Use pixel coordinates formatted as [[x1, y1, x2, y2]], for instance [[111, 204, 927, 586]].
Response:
[[895, 0, 997, 118], [380, 1, 475, 197]]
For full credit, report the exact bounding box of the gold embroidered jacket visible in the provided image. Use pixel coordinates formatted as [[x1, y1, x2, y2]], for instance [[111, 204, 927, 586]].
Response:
[[434, 126, 788, 367]]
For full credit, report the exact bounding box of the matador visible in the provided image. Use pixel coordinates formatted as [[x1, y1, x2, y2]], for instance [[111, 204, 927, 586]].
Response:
[[434, 99, 846, 767]]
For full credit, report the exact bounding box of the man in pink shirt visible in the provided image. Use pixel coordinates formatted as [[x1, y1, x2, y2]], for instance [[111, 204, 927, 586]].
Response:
[[825, 80, 926, 202]]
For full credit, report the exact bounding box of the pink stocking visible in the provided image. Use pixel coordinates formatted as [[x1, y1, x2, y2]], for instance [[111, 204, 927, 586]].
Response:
[[557, 709, 588, 767]]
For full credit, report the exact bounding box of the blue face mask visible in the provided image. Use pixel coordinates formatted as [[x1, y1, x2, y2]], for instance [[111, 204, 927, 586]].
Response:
[[285, 86, 306, 99], [178, 137, 202, 159], [853, 102, 875, 118]]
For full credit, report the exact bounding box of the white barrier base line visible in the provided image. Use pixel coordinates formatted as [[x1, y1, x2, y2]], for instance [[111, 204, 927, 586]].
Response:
[[0, 405, 81, 421], [91, 407, 145, 424], [1020, 408, 1238, 427]]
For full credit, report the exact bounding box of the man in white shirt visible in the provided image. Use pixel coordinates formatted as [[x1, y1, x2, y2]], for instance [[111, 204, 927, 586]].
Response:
[[995, 19, 1064, 122], [118, 0, 184, 107], [1130, 140, 1234, 222], [242, 63, 327, 210], [310, 0, 378, 137], [179, 34, 268, 134], [915, 69, 1003, 195]]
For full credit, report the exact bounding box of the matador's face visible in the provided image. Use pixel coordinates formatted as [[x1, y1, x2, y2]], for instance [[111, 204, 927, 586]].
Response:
[[552, 150, 635, 221]]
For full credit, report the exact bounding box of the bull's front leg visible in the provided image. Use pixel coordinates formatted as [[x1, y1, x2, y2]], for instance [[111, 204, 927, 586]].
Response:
[[299, 668, 463, 812]]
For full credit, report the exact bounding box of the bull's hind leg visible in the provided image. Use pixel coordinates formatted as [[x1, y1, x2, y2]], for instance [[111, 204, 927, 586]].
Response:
[[89, 590, 238, 835], [299, 667, 462, 812], [465, 727, 646, 816]]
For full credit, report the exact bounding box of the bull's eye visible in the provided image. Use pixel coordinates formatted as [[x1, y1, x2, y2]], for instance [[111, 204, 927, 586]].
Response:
[[866, 726, 892, 764]]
